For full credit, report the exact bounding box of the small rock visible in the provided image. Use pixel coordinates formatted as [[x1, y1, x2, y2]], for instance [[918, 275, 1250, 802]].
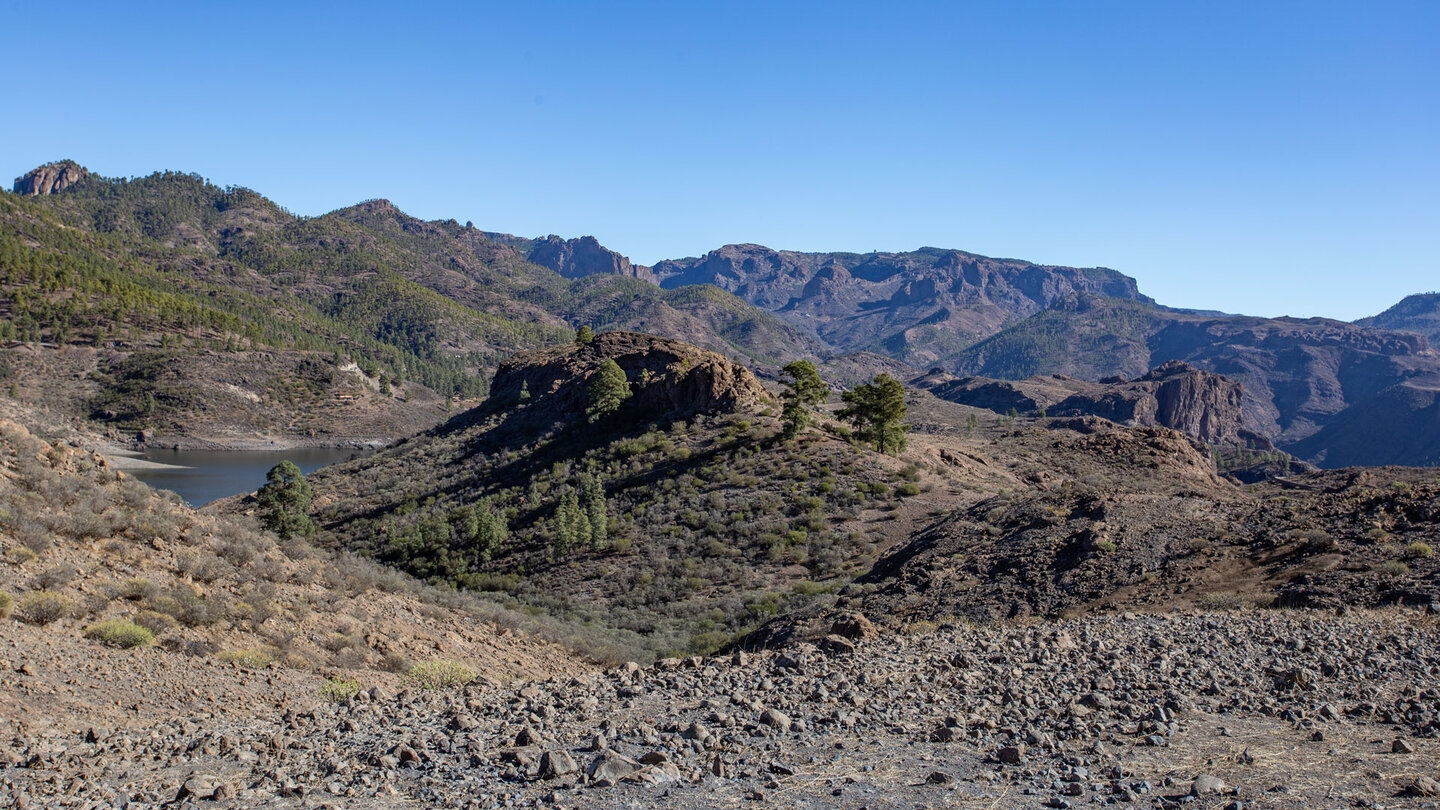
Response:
[[588, 752, 639, 787], [926, 770, 952, 784], [539, 750, 577, 779], [1392, 738, 1415, 754], [175, 775, 229, 802], [759, 708, 792, 733], [1407, 776, 1440, 797], [997, 744, 1026, 764], [1191, 774, 1226, 796]]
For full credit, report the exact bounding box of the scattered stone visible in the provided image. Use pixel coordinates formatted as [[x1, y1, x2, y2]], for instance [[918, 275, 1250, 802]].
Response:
[[587, 752, 639, 787], [175, 775, 229, 802], [759, 708, 792, 733], [1407, 776, 1440, 797], [1191, 774, 1226, 796], [997, 744, 1026, 764], [539, 750, 577, 779]]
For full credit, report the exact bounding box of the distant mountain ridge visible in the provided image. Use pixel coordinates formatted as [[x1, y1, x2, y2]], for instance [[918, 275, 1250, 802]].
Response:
[[502, 230, 1440, 467], [8, 159, 1440, 466]]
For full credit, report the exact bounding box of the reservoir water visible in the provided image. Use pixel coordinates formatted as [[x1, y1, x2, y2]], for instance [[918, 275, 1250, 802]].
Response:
[[126, 447, 373, 507]]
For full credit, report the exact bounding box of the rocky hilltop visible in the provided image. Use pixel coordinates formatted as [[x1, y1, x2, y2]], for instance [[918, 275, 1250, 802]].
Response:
[[12, 160, 89, 195], [490, 331, 772, 421], [1359, 291, 1440, 344], [916, 360, 1259, 446]]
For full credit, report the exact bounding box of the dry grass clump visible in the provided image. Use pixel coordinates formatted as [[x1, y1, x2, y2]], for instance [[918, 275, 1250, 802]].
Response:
[[407, 659, 477, 689], [0, 590, 12, 619], [16, 591, 76, 624], [84, 618, 155, 648], [1403, 542, 1434, 559], [216, 647, 277, 669]]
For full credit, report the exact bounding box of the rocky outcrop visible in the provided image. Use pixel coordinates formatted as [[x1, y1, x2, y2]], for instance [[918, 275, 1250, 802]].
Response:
[[525, 235, 656, 282], [490, 331, 772, 421], [13, 160, 89, 195], [1051, 361, 1250, 446], [917, 361, 1259, 446]]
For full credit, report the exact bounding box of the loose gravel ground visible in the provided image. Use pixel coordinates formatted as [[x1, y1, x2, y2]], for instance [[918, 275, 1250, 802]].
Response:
[[4, 608, 1439, 809]]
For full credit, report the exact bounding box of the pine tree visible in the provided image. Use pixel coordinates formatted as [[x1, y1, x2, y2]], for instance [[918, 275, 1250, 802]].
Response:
[[580, 473, 608, 549], [586, 358, 631, 423], [780, 360, 827, 438], [474, 496, 508, 562], [553, 490, 589, 558], [256, 460, 317, 540], [575, 325, 595, 345], [838, 374, 909, 454]]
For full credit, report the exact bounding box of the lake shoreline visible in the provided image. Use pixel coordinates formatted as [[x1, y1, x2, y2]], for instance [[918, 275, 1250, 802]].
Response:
[[117, 446, 379, 507]]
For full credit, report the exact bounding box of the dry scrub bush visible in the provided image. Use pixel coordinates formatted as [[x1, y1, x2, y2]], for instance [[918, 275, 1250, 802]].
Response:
[[407, 659, 477, 689], [216, 648, 276, 669], [0, 590, 12, 620], [84, 619, 155, 648], [17, 591, 75, 624], [320, 677, 361, 703], [1404, 542, 1434, 559], [119, 578, 157, 601], [132, 610, 178, 636]]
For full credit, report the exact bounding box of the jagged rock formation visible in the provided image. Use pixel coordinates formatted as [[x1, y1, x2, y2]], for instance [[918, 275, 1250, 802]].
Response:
[[917, 360, 1259, 446], [525, 235, 657, 282], [489, 331, 772, 421], [12, 160, 88, 195]]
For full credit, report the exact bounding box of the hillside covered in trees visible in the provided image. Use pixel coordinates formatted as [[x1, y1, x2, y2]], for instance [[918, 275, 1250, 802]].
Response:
[[1, 161, 819, 445]]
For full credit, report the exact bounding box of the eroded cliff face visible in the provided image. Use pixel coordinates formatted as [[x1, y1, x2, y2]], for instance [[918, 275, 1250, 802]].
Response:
[[918, 361, 1256, 446], [13, 161, 89, 195], [489, 331, 772, 421], [526, 235, 657, 282]]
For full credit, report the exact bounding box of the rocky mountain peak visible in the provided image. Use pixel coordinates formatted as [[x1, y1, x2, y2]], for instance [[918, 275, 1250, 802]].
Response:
[[13, 160, 89, 195], [489, 331, 772, 421], [526, 234, 652, 281]]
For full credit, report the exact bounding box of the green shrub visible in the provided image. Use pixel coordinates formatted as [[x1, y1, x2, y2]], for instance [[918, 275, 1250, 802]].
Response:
[[216, 647, 276, 669], [1095, 539, 1118, 553], [320, 677, 362, 703], [407, 659, 477, 689], [1403, 542, 1434, 559], [0, 590, 11, 620], [792, 580, 831, 597], [896, 482, 921, 497], [84, 619, 155, 648], [17, 591, 75, 624]]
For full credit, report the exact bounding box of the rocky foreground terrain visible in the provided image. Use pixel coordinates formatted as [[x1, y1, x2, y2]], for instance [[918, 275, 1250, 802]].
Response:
[[3, 609, 1439, 809]]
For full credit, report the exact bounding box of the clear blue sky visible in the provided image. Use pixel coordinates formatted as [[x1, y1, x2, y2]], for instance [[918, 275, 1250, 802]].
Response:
[[4, 1, 1436, 320]]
